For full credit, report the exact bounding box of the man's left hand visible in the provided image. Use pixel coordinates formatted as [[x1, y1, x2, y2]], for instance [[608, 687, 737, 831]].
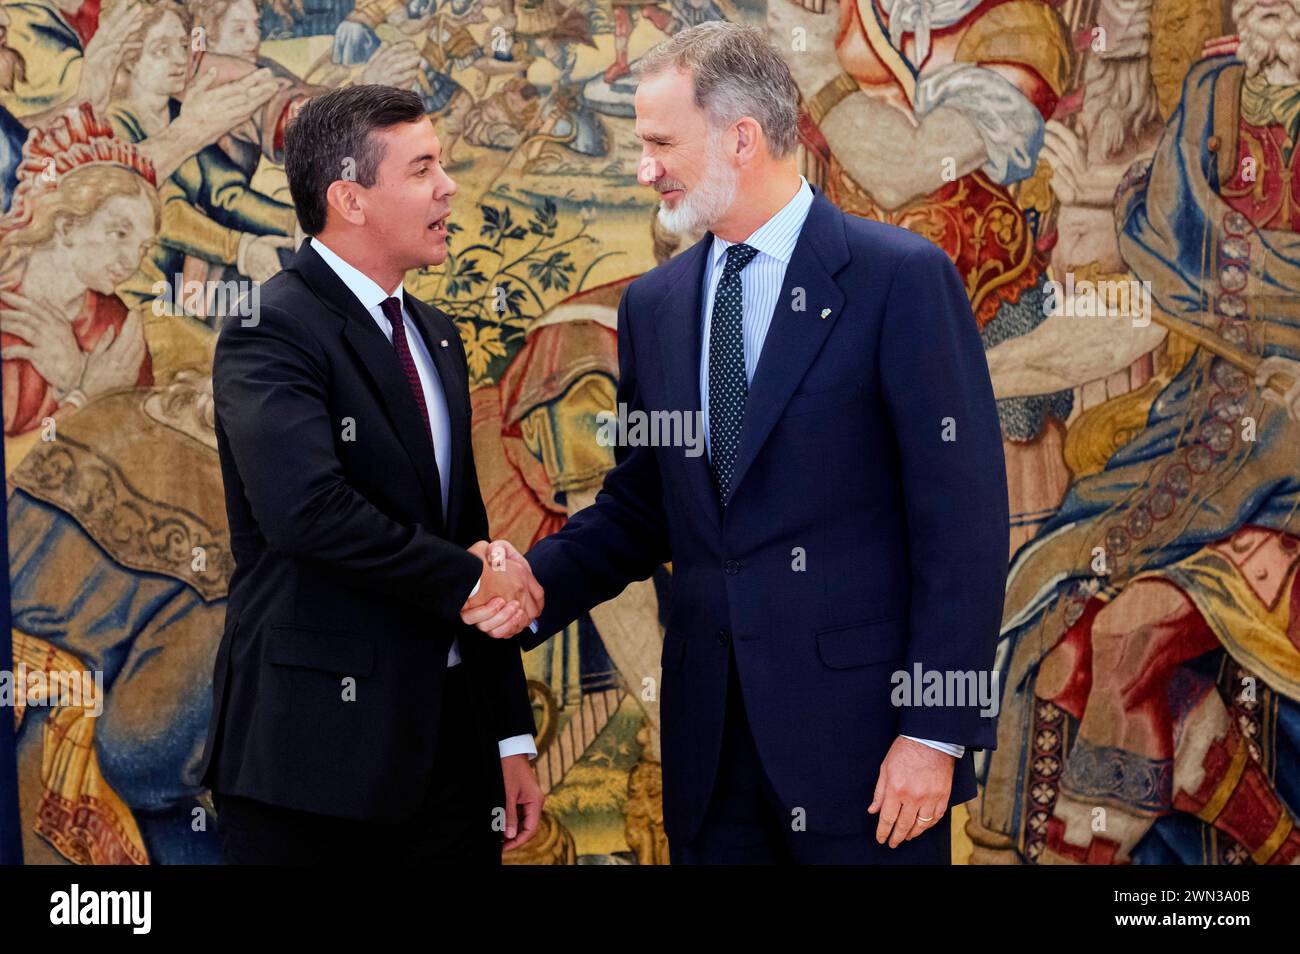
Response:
[[868, 736, 954, 848], [500, 754, 543, 852]]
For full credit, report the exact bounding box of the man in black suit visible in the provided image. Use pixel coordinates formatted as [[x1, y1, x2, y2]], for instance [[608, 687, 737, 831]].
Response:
[[198, 85, 546, 864]]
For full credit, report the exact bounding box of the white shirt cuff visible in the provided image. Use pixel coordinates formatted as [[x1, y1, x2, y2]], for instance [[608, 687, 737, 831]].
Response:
[[469, 579, 480, 597], [498, 734, 538, 760], [464, 572, 535, 756], [528, 620, 538, 633], [903, 735, 965, 759]]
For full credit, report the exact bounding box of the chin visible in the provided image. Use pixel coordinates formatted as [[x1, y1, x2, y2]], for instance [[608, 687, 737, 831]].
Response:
[[658, 200, 706, 236], [422, 245, 450, 268]]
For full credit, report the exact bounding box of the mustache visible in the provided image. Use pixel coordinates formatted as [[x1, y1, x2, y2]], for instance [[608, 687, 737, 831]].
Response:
[[655, 178, 686, 193]]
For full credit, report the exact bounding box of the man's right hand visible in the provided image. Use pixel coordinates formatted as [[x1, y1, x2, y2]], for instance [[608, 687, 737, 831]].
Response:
[[460, 540, 544, 638]]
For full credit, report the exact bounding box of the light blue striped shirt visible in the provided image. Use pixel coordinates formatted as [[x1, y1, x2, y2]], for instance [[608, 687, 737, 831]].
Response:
[[694, 179, 965, 762], [699, 175, 814, 456]]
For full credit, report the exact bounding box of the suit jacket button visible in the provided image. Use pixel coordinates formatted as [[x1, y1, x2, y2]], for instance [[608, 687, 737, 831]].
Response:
[[724, 560, 740, 575], [717, 629, 731, 646]]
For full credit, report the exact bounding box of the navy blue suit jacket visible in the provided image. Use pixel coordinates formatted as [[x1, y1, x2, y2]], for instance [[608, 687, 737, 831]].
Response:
[[523, 187, 1009, 843]]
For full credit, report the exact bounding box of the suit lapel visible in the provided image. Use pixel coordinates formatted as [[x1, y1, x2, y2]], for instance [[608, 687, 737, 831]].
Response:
[[656, 237, 722, 534], [653, 189, 853, 516], [727, 190, 850, 500], [406, 295, 470, 541], [289, 242, 446, 533]]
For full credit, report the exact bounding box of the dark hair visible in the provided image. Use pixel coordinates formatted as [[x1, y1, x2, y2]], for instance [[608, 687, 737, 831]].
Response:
[[283, 85, 427, 235]]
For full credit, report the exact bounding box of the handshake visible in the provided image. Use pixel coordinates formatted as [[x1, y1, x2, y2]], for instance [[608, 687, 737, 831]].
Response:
[[460, 540, 544, 638]]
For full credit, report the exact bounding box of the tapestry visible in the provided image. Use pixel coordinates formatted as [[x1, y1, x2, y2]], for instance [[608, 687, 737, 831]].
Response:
[[1, 0, 1297, 865]]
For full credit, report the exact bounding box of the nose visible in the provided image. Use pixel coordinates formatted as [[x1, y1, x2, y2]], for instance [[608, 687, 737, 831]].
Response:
[[436, 166, 457, 199], [637, 154, 662, 187]]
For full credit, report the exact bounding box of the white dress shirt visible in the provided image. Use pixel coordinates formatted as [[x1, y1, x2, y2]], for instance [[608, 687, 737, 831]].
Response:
[[695, 181, 965, 761], [312, 238, 536, 760]]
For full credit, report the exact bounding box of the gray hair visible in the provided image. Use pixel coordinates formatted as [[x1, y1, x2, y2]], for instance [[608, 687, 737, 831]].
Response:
[[637, 21, 800, 159]]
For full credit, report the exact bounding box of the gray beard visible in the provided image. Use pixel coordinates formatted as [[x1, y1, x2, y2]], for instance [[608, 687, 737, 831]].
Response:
[[656, 160, 739, 235]]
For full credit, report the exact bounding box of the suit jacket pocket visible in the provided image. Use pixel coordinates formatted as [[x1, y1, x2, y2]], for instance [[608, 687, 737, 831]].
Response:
[[785, 382, 864, 418], [266, 625, 375, 677], [815, 616, 905, 670]]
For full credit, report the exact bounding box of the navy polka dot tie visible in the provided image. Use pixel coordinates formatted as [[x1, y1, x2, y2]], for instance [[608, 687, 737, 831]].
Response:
[[708, 242, 758, 504]]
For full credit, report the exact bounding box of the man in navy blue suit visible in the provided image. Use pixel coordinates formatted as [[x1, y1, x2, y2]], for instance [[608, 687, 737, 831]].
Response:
[[465, 21, 1010, 864]]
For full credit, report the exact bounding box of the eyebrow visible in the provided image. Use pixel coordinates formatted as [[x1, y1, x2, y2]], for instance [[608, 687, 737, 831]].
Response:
[[409, 153, 436, 165]]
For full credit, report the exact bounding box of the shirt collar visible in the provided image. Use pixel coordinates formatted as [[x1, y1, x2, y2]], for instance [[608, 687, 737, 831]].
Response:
[[310, 237, 404, 312], [709, 175, 813, 271]]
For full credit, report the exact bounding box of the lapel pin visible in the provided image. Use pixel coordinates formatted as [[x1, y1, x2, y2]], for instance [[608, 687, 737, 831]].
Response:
[[440, 339, 449, 347], [820, 308, 831, 319]]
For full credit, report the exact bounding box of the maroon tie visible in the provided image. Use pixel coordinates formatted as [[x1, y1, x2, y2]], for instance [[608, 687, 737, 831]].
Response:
[[379, 296, 433, 444]]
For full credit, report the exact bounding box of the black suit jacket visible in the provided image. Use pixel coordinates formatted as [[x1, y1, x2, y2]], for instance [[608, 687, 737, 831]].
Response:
[[524, 188, 1010, 843], [196, 241, 534, 822]]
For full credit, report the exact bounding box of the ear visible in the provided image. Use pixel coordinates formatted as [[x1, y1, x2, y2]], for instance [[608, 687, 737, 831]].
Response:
[[732, 117, 765, 164], [325, 179, 367, 228]]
